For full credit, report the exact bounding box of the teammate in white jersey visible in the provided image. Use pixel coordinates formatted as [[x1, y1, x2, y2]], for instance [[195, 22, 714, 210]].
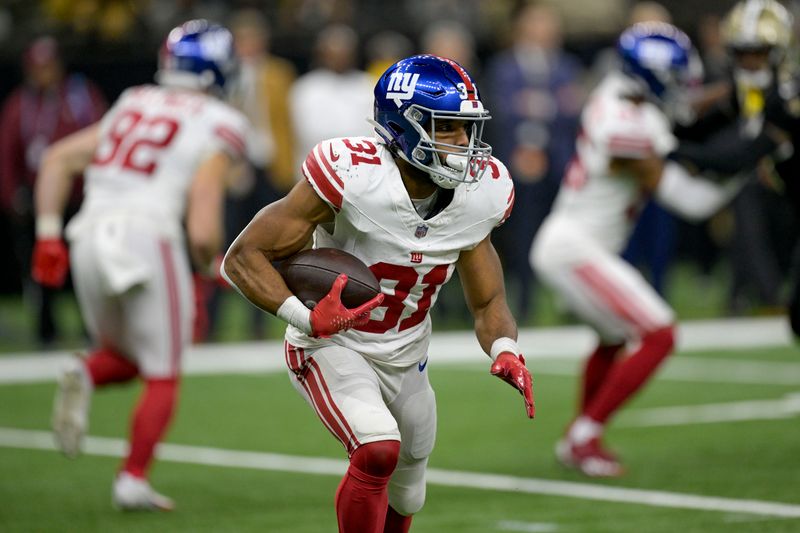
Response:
[[223, 55, 534, 532], [530, 23, 748, 477], [31, 20, 247, 510]]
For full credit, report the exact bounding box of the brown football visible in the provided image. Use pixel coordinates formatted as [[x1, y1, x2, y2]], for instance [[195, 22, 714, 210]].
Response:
[[278, 248, 381, 309]]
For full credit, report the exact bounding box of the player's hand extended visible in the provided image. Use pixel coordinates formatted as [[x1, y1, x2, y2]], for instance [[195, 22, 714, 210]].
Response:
[[490, 352, 535, 419], [32, 238, 69, 288], [310, 274, 384, 338]]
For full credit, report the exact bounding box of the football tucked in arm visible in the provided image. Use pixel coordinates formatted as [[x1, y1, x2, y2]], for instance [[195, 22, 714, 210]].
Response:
[[278, 248, 381, 309]]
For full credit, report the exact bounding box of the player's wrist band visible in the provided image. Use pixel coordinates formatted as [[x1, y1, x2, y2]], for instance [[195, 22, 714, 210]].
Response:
[[277, 295, 313, 335], [35, 214, 63, 239], [490, 337, 521, 361]]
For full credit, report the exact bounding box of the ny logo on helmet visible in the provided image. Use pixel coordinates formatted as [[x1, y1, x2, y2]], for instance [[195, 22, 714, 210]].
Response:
[[387, 72, 420, 108]]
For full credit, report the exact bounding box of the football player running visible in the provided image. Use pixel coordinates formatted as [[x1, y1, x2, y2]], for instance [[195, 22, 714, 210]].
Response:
[[530, 23, 751, 477], [33, 20, 248, 510], [223, 55, 534, 532]]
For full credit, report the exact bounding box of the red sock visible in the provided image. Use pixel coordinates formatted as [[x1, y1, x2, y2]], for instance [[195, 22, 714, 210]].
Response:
[[580, 342, 624, 411], [585, 326, 675, 424], [335, 440, 400, 533], [85, 348, 139, 386], [122, 379, 178, 478], [384, 506, 413, 533]]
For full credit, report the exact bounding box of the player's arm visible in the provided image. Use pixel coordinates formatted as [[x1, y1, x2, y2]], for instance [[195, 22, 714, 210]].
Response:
[[186, 151, 236, 273], [35, 123, 100, 235], [457, 236, 534, 418], [610, 154, 748, 222], [221, 179, 383, 337], [32, 123, 100, 287]]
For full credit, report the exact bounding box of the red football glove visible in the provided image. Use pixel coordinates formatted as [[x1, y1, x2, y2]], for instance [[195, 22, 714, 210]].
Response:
[[310, 274, 384, 338], [32, 238, 69, 288], [490, 352, 535, 419]]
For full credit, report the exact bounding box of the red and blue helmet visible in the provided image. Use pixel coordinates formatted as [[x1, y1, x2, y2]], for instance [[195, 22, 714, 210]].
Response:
[[156, 19, 237, 93], [618, 22, 702, 122], [371, 55, 492, 189]]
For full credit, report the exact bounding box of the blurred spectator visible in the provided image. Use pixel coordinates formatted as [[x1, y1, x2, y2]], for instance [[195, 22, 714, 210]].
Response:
[[229, 8, 297, 201], [0, 36, 106, 345], [407, 0, 489, 44], [484, 3, 583, 321], [697, 14, 729, 83], [41, 0, 144, 44], [588, 1, 673, 87], [144, 0, 228, 47], [420, 20, 477, 73], [365, 30, 413, 81], [289, 24, 373, 172]]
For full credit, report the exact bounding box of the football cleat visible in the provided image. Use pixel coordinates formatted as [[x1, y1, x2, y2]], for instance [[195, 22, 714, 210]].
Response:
[[555, 437, 625, 478], [112, 472, 175, 512], [52, 356, 92, 459]]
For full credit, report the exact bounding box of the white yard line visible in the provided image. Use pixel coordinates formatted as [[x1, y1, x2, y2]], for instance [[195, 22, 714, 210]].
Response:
[[618, 392, 800, 427], [1, 427, 800, 519], [0, 317, 795, 384], [529, 357, 800, 386]]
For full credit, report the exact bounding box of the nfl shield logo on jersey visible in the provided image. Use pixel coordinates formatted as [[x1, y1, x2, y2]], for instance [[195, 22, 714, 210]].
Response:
[[414, 224, 429, 239]]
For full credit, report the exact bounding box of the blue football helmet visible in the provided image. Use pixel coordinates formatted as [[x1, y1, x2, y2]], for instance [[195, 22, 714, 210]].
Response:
[[618, 22, 702, 123], [156, 19, 237, 93], [371, 55, 492, 189]]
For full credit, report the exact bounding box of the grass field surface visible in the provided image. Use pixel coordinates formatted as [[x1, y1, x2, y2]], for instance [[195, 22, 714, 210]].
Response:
[[1, 319, 798, 532]]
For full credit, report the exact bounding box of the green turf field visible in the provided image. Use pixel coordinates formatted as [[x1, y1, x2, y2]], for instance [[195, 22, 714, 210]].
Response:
[[1, 341, 798, 532]]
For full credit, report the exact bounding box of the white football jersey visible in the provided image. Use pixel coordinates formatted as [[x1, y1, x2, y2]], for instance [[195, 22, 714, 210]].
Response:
[[548, 73, 677, 253], [67, 84, 248, 241], [285, 137, 514, 367]]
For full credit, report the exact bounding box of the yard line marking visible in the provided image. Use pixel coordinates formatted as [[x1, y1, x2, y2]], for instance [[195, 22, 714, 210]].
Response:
[[529, 358, 800, 386], [618, 393, 800, 427], [0, 317, 794, 385], [2, 427, 800, 519]]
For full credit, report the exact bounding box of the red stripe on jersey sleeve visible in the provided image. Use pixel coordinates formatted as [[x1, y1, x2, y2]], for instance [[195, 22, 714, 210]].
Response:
[[315, 144, 344, 188], [214, 125, 246, 157], [303, 150, 343, 210], [499, 186, 515, 226]]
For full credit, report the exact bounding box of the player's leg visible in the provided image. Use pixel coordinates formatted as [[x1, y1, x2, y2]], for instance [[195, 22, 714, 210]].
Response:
[[112, 237, 192, 511], [535, 237, 674, 476], [52, 235, 133, 458], [285, 342, 401, 532], [372, 357, 437, 532], [580, 341, 625, 411]]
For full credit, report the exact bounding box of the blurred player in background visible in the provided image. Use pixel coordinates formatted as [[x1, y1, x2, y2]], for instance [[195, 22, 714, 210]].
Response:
[[223, 55, 534, 532], [681, 0, 800, 337], [530, 23, 753, 477], [32, 20, 247, 510], [0, 36, 107, 346], [723, 0, 800, 338]]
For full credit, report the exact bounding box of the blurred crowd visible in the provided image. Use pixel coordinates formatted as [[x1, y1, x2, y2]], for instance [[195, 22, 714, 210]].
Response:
[[1, 0, 798, 346]]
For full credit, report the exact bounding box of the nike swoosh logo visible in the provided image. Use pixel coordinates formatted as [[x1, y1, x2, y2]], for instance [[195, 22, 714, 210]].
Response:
[[418, 357, 428, 372], [329, 144, 340, 162]]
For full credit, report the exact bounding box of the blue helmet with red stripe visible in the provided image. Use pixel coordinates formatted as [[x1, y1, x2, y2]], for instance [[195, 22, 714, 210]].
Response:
[[618, 22, 703, 123], [156, 19, 237, 94], [371, 55, 492, 189]]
